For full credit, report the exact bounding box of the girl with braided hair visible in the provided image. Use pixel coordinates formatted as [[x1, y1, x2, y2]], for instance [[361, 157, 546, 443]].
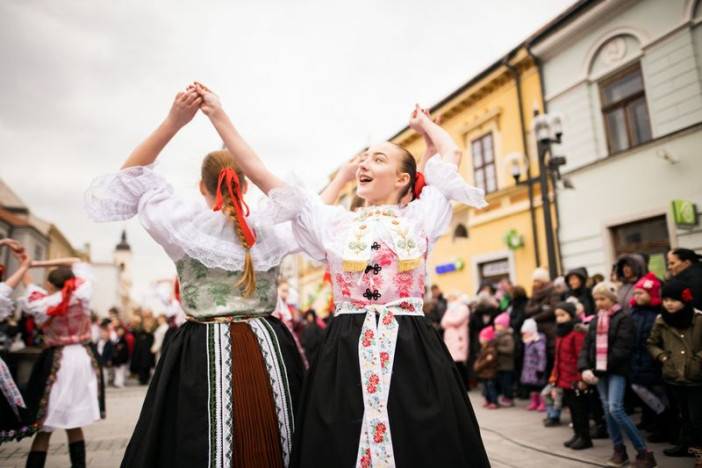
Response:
[[85, 88, 340, 468], [195, 83, 490, 468]]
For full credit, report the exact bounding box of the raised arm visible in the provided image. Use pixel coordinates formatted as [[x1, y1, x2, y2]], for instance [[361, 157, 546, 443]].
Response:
[[4, 245, 31, 290], [320, 155, 360, 204], [195, 83, 285, 195], [121, 90, 202, 169], [410, 104, 462, 166]]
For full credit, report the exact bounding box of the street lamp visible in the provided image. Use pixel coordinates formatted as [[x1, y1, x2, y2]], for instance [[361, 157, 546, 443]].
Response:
[[532, 110, 566, 280]]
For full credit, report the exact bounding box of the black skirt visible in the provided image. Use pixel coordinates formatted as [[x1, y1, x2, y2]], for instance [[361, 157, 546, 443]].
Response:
[[121, 317, 304, 468], [291, 314, 490, 468], [0, 358, 35, 445]]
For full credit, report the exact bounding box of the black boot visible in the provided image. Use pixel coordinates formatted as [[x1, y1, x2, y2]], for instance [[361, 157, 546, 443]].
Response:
[[69, 440, 86, 468], [563, 434, 579, 447], [663, 445, 694, 458], [570, 437, 593, 450], [26, 451, 47, 468]]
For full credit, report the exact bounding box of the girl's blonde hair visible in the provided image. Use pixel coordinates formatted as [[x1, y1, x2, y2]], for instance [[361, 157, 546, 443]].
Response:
[[201, 150, 257, 297]]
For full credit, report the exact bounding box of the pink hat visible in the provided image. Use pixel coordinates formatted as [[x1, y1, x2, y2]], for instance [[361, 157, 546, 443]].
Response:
[[632, 272, 662, 306], [479, 326, 495, 342], [494, 312, 510, 329]]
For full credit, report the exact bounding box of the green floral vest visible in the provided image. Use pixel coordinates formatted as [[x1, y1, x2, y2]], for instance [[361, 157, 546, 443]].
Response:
[[175, 257, 279, 320]]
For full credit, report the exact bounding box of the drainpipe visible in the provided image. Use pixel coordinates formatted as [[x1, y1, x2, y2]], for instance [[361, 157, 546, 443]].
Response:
[[526, 44, 564, 276], [503, 55, 541, 268]]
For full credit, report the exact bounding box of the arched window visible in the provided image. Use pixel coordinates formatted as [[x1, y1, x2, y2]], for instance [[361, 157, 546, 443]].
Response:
[[453, 223, 468, 240]]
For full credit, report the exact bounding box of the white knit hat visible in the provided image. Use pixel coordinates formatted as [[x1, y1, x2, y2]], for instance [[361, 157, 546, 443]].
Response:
[[592, 281, 618, 303], [532, 267, 550, 283], [520, 318, 538, 335]]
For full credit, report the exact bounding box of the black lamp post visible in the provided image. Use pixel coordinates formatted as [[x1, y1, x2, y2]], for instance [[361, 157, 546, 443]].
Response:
[[533, 110, 566, 280]]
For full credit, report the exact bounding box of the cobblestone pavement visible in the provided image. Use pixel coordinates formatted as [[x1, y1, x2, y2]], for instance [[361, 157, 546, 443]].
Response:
[[0, 385, 691, 467]]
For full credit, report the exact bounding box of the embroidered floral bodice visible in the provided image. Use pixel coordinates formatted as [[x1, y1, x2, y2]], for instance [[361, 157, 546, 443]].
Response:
[[175, 257, 279, 319], [292, 157, 487, 306]]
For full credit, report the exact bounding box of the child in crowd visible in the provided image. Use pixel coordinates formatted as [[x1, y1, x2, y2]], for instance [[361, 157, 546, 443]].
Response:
[[494, 312, 515, 406], [474, 326, 499, 409], [111, 326, 130, 388], [647, 278, 702, 465], [548, 302, 591, 449], [520, 318, 547, 412], [96, 322, 115, 387], [579, 282, 656, 468], [628, 272, 671, 443]]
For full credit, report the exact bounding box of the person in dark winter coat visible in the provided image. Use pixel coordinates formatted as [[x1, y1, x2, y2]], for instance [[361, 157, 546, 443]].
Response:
[[647, 278, 702, 463], [614, 254, 647, 313], [111, 326, 130, 388], [667, 248, 702, 311], [494, 312, 515, 406], [525, 268, 561, 375], [628, 272, 671, 442], [565, 267, 595, 316], [579, 282, 656, 468], [474, 326, 499, 409], [549, 302, 590, 449]]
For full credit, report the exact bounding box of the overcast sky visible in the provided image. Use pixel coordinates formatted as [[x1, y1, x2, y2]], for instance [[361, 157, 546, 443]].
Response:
[[0, 0, 574, 303]]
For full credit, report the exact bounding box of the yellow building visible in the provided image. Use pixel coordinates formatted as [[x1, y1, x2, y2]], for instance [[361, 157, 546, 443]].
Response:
[[294, 47, 558, 307], [391, 47, 554, 295]]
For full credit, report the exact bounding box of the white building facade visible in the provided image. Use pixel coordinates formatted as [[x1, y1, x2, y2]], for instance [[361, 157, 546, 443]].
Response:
[[531, 0, 702, 277]]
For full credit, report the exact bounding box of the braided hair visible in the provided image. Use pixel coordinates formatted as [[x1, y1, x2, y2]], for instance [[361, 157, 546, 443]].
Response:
[[201, 150, 257, 297]]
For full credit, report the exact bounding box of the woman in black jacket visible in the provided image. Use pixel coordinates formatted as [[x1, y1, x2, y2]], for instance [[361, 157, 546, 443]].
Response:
[[668, 248, 702, 310], [578, 281, 656, 467]]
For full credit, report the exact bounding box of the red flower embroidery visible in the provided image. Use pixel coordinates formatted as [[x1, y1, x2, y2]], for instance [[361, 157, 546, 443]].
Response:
[[682, 288, 694, 303], [367, 384, 377, 394], [335, 273, 352, 297], [382, 311, 395, 325], [360, 449, 372, 468], [373, 422, 387, 443], [380, 352, 390, 368], [399, 302, 415, 312], [368, 374, 380, 385], [362, 329, 375, 347]]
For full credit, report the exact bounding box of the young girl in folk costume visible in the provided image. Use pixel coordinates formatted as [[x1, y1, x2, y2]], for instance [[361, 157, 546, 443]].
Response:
[[0, 239, 36, 445], [579, 282, 656, 468], [194, 83, 490, 467], [83, 88, 330, 468], [19, 258, 104, 468]]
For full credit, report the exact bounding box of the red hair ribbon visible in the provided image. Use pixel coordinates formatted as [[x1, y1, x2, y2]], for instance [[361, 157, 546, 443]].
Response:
[[212, 167, 257, 248], [413, 172, 426, 200], [47, 277, 79, 317], [173, 278, 181, 303], [682, 288, 693, 303]]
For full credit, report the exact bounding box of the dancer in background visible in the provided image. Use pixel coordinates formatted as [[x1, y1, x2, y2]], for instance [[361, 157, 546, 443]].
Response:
[[20, 258, 104, 468], [194, 82, 490, 467], [0, 239, 36, 445]]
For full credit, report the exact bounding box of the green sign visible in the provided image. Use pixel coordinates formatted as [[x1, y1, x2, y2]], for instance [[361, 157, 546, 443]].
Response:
[[503, 229, 524, 250], [648, 254, 666, 280], [672, 199, 698, 227]]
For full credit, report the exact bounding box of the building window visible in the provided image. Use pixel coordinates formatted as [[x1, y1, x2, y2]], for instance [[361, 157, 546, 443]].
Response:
[[471, 132, 497, 194], [610, 215, 670, 278], [477, 258, 511, 289], [453, 223, 468, 239], [600, 64, 652, 153], [34, 245, 43, 260]]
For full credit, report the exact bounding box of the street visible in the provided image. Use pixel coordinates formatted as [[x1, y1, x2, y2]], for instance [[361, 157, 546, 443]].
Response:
[[0, 385, 690, 468]]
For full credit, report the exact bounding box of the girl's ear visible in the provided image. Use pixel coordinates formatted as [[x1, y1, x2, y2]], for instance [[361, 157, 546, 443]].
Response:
[[199, 180, 206, 195]]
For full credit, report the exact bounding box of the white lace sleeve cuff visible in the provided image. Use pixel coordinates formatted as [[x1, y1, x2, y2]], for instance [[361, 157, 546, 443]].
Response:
[[424, 157, 487, 209], [84, 165, 171, 222]]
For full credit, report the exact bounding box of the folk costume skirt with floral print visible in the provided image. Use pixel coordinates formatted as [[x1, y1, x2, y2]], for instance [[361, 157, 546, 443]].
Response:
[[290, 309, 490, 468]]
